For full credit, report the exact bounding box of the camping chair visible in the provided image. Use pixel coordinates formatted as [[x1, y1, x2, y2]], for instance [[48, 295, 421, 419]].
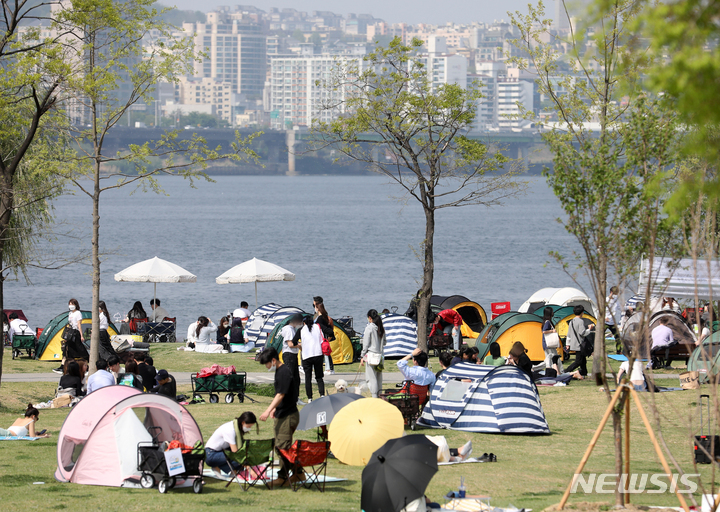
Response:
[[129, 317, 148, 334], [278, 440, 331, 492], [223, 438, 275, 491]]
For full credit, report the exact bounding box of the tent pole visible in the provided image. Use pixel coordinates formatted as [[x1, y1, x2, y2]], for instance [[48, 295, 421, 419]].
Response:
[[255, 281, 258, 310]]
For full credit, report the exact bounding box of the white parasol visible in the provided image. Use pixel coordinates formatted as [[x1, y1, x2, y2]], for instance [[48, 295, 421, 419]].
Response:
[[216, 257, 295, 308], [114, 256, 197, 305]]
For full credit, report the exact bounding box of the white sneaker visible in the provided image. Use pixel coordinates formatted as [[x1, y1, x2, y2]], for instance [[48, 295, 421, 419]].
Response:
[[324, 370, 335, 376], [299, 367, 305, 374], [307, 399, 312, 403], [297, 399, 305, 406]]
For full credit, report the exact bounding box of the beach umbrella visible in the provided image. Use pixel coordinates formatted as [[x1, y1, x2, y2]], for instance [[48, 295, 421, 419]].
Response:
[[297, 393, 364, 431], [215, 257, 295, 308], [114, 256, 196, 305], [328, 398, 404, 466], [361, 435, 438, 512]]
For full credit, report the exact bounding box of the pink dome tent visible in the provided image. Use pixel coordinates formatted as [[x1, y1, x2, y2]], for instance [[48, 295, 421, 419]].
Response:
[[55, 386, 203, 487]]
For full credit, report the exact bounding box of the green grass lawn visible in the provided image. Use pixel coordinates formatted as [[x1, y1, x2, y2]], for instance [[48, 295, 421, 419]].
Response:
[[0, 375, 717, 512], [1, 338, 688, 379]]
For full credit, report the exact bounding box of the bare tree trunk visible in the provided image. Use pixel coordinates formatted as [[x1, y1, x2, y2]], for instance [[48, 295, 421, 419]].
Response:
[[417, 205, 435, 352], [89, 161, 101, 374], [0, 170, 13, 389]]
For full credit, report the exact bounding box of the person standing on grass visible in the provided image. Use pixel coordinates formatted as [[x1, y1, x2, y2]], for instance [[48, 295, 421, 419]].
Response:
[[258, 347, 302, 488], [281, 314, 304, 405], [541, 306, 562, 375], [313, 296, 335, 375], [360, 309, 386, 398], [294, 315, 325, 402], [605, 286, 622, 354], [564, 305, 594, 377]]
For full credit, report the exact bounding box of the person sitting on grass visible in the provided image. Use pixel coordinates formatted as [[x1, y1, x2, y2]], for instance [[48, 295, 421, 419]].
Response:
[[436, 351, 454, 380], [257, 347, 302, 488], [58, 360, 86, 398], [617, 350, 647, 391], [152, 369, 177, 401], [483, 342, 505, 366], [1, 404, 50, 438], [205, 411, 258, 479], [86, 358, 115, 394], [398, 348, 436, 387]]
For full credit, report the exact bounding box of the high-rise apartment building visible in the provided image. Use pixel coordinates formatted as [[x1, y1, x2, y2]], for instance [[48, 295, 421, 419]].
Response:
[[267, 47, 367, 130], [183, 12, 266, 100]]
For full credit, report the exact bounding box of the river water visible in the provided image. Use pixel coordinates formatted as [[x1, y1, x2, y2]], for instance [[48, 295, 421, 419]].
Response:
[[6, 175, 590, 333]]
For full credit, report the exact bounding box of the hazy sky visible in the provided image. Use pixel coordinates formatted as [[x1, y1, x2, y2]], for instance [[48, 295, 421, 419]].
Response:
[[166, 0, 540, 25]]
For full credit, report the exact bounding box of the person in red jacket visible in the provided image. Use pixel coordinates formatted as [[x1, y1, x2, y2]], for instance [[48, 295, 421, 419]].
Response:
[[429, 309, 464, 350]]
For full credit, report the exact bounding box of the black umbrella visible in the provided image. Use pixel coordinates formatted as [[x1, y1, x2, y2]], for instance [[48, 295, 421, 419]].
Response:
[[297, 393, 364, 430], [361, 435, 438, 512]]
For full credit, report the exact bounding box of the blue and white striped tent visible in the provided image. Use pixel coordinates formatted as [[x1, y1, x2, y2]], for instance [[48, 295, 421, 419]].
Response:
[[244, 303, 281, 345], [246, 304, 304, 348], [382, 313, 418, 358], [418, 363, 550, 434]]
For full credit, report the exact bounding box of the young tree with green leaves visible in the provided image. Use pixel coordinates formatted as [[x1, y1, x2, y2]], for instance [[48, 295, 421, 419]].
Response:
[[313, 37, 524, 350], [52, 0, 257, 372], [510, 1, 680, 505]]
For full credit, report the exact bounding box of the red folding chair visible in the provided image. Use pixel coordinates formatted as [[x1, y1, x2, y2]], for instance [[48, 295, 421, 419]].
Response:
[[278, 440, 330, 492]]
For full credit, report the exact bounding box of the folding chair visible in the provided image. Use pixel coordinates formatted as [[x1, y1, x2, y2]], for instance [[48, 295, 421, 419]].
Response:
[[223, 438, 275, 491], [278, 440, 330, 492]]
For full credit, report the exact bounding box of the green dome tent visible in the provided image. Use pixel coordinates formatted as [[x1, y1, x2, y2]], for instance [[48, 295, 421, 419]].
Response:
[[472, 312, 547, 363], [36, 311, 119, 361], [688, 332, 720, 384], [266, 314, 356, 365]]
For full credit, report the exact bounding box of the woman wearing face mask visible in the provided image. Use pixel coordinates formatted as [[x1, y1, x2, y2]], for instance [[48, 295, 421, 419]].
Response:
[[217, 316, 231, 351], [204, 411, 258, 478], [59, 299, 88, 371]]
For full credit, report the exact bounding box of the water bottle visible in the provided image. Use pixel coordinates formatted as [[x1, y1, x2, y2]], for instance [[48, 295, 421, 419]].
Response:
[[459, 477, 466, 498]]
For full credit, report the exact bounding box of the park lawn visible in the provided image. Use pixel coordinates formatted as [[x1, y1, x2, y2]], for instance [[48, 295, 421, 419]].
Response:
[[0, 377, 718, 512], [1, 338, 688, 379]]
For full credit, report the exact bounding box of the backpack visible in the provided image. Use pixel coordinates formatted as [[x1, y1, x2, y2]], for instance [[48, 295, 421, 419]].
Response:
[[119, 374, 136, 387]]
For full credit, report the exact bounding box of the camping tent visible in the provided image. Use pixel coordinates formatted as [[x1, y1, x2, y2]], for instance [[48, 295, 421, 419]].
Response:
[[430, 295, 487, 338], [266, 314, 356, 365], [382, 313, 418, 358], [418, 362, 550, 434], [532, 305, 597, 342], [36, 311, 119, 361], [243, 303, 282, 344], [55, 386, 203, 487], [519, 287, 598, 318], [621, 310, 697, 357], [688, 332, 720, 383], [244, 304, 304, 348], [473, 312, 546, 363]]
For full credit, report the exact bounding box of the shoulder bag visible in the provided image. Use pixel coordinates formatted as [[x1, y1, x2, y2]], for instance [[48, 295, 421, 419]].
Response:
[[544, 330, 560, 349], [366, 352, 382, 365]]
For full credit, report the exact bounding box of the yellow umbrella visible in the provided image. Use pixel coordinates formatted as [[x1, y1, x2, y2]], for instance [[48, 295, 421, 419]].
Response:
[[328, 398, 404, 466]]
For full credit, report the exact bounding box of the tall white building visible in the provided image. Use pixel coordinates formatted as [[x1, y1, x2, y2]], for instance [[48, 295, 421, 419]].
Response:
[[497, 68, 534, 130], [183, 12, 266, 100], [174, 77, 234, 123], [267, 49, 366, 130], [419, 36, 468, 92]]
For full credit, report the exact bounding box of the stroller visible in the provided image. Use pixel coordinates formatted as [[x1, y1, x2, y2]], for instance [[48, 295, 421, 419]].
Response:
[[137, 426, 204, 494]]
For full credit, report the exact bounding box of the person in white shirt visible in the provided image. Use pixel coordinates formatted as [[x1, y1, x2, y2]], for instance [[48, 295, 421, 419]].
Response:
[[204, 412, 257, 477], [194, 316, 223, 353], [617, 356, 647, 391], [651, 316, 676, 368], [233, 302, 252, 326], [147, 299, 170, 322], [86, 359, 116, 393], [7, 313, 32, 342], [605, 286, 621, 354], [281, 314, 303, 403], [294, 316, 325, 401]]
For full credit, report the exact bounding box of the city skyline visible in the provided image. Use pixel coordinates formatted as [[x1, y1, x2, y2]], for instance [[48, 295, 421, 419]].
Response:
[[166, 0, 540, 26]]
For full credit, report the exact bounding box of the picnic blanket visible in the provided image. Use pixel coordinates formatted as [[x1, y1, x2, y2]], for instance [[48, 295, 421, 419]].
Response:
[[202, 469, 346, 484], [0, 436, 40, 441], [437, 457, 491, 466]]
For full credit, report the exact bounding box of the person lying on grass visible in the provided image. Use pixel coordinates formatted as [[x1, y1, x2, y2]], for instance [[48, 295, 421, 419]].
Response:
[[1, 404, 50, 438]]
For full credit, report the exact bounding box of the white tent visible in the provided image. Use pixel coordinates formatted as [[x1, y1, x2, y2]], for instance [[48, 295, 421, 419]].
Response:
[[216, 258, 295, 308], [519, 287, 598, 318], [640, 257, 720, 300], [114, 256, 196, 305]]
